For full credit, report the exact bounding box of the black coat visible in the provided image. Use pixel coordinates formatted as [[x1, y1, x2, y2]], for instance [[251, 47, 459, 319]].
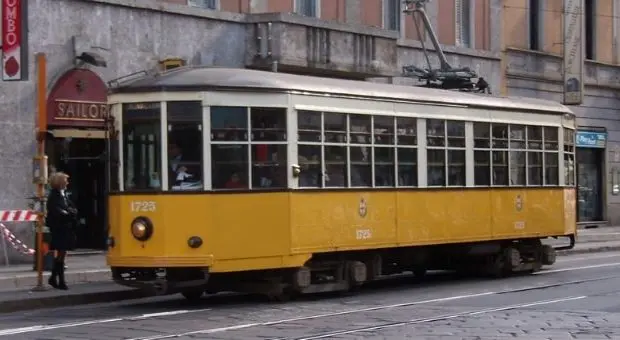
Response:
[[46, 189, 77, 251]]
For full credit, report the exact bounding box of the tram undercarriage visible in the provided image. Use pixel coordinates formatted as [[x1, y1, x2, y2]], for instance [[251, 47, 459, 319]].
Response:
[[111, 236, 570, 301]]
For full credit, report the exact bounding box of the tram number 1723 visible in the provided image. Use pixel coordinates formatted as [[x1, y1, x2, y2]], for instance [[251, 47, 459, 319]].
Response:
[[130, 201, 157, 212]]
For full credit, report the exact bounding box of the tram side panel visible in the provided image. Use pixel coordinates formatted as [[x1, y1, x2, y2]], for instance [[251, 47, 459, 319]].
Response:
[[106, 193, 295, 272], [290, 188, 571, 255]]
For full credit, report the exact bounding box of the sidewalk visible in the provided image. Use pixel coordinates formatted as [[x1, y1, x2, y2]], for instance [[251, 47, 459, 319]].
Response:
[[0, 227, 617, 313]]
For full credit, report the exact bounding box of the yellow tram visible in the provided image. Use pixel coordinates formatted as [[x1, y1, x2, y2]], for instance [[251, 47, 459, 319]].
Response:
[[105, 67, 577, 300]]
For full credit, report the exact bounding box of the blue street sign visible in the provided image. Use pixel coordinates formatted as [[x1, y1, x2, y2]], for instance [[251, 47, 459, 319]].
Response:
[[576, 131, 607, 148]]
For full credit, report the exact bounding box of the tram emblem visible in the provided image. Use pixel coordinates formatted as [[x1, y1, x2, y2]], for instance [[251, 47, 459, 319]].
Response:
[[359, 198, 368, 218], [515, 195, 523, 212]]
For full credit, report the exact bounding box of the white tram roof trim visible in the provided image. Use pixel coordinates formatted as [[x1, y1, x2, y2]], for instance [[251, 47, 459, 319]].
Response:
[[114, 67, 572, 115]]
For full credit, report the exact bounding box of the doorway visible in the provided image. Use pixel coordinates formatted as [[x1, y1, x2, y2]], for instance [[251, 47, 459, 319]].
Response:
[[577, 147, 604, 222], [47, 134, 107, 250]]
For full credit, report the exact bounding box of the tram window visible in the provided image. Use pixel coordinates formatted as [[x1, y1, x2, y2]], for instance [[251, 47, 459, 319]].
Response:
[[448, 150, 465, 186], [427, 150, 445, 186], [528, 152, 543, 185], [492, 124, 508, 148], [350, 146, 371, 187], [474, 151, 490, 186], [396, 117, 416, 145], [426, 119, 445, 147], [509, 125, 526, 149], [492, 151, 508, 186], [350, 115, 371, 144], [447, 121, 465, 148], [374, 116, 394, 145], [324, 113, 346, 143], [397, 148, 417, 187], [375, 147, 395, 187], [211, 106, 247, 142], [251, 144, 287, 188], [167, 101, 203, 191], [298, 145, 322, 188], [298, 111, 321, 142], [543, 127, 558, 150], [211, 145, 248, 190], [251, 108, 286, 142], [564, 128, 575, 186], [543, 127, 559, 185], [544, 152, 559, 185], [122, 102, 161, 191], [509, 151, 526, 185], [325, 146, 347, 187], [474, 123, 490, 148], [527, 126, 543, 150]]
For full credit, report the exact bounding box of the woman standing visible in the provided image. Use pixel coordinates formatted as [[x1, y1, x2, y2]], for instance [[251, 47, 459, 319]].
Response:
[[46, 172, 78, 290]]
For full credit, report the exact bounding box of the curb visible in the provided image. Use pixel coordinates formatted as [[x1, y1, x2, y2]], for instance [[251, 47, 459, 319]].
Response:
[[557, 245, 620, 256], [0, 270, 110, 292], [0, 288, 153, 314]]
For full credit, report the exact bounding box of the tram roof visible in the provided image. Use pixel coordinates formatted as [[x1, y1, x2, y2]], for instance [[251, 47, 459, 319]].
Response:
[[111, 67, 573, 115]]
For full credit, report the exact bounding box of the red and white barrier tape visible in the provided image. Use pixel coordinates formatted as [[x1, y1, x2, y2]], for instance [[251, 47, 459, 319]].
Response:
[[0, 223, 35, 256], [0, 210, 37, 222]]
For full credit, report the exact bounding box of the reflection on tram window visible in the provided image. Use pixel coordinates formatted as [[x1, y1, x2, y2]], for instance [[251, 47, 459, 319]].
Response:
[[325, 146, 346, 187], [375, 147, 394, 187], [122, 102, 161, 191], [211, 145, 248, 190], [298, 145, 322, 188], [252, 144, 287, 188], [251, 108, 286, 141], [211, 106, 248, 141], [167, 101, 203, 191]]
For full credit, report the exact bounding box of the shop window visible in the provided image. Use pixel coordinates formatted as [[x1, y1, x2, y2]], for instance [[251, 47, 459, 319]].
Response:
[[396, 117, 417, 187], [167, 101, 203, 191], [122, 102, 161, 191]]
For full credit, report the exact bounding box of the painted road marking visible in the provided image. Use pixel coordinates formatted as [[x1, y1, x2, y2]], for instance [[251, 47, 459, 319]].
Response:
[[1, 260, 620, 337], [0, 308, 211, 336], [294, 296, 587, 340], [536, 262, 620, 274]]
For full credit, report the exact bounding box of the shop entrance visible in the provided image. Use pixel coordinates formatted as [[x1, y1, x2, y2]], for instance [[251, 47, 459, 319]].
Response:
[[577, 147, 604, 223], [47, 133, 107, 250]]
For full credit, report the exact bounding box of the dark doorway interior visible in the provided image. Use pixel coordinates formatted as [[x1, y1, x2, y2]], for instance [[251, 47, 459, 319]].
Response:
[[577, 147, 604, 222], [47, 135, 107, 250]]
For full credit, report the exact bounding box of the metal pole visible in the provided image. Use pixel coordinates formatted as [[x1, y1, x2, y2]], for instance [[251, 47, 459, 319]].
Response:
[[32, 53, 48, 292]]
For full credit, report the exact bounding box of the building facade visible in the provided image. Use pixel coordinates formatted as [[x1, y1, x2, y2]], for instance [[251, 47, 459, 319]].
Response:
[[503, 0, 620, 227], [0, 0, 612, 263]]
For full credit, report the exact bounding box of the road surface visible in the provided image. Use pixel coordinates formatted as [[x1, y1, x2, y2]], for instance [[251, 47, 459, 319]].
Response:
[[2, 252, 620, 339]]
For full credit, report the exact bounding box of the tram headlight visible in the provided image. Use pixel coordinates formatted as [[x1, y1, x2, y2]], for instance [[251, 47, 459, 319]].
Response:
[[131, 217, 153, 241]]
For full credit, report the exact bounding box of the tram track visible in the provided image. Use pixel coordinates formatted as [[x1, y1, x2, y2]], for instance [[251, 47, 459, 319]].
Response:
[[124, 272, 620, 340]]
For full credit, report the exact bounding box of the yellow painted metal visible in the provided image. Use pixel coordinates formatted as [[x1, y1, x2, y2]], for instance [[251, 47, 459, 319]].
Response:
[[106, 188, 576, 272]]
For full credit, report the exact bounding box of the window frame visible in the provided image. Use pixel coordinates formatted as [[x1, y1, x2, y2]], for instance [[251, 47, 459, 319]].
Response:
[[455, 0, 475, 48], [382, 0, 403, 35], [187, 0, 219, 10], [294, 0, 321, 18]]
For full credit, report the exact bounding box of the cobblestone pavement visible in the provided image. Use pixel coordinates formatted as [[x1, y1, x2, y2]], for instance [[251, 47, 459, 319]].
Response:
[[2, 252, 620, 339]]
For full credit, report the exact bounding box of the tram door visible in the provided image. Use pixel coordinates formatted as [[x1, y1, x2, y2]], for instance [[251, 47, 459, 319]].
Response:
[[47, 135, 107, 250]]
